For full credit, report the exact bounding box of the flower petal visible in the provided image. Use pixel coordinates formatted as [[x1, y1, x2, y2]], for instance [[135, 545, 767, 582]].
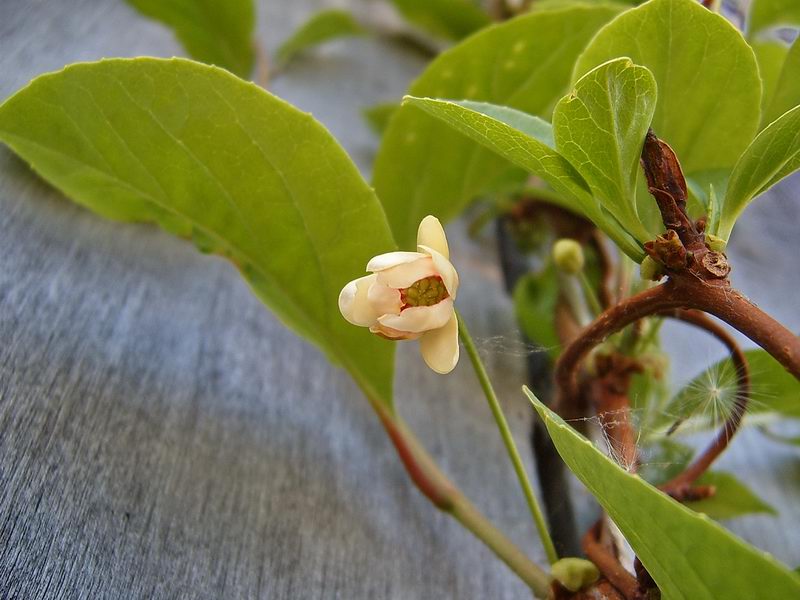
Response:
[[420, 312, 459, 374], [378, 298, 454, 333], [417, 215, 449, 259], [367, 251, 428, 272], [370, 323, 422, 340], [367, 282, 403, 316], [376, 256, 437, 289], [338, 274, 380, 327], [418, 245, 459, 298]]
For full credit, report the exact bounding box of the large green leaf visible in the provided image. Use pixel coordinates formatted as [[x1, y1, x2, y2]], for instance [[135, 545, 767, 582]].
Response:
[[0, 58, 396, 407], [125, 0, 256, 77], [574, 0, 761, 175], [373, 3, 624, 248], [276, 9, 365, 67], [718, 105, 800, 240], [553, 58, 656, 243], [749, 0, 800, 37], [526, 389, 800, 599], [763, 37, 800, 127], [402, 97, 645, 260], [388, 0, 490, 40], [665, 348, 800, 430]]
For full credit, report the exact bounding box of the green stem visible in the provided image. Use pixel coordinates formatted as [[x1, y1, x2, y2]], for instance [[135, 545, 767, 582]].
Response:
[[376, 408, 552, 597], [456, 310, 560, 566]]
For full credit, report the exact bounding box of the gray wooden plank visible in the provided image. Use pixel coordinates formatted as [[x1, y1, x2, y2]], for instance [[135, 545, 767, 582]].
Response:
[[0, 1, 540, 598]]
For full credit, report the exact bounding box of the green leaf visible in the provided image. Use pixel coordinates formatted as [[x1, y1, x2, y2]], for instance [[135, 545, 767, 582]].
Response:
[[754, 40, 792, 126], [388, 0, 491, 40], [718, 105, 800, 240], [574, 0, 762, 175], [749, 0, 800, 37], [526, 389, 800, 599], [641, 443, 777, 519], [763, 37, 800, 127], [665, 348, 800, 431], [0, 58, 396, 408], [362, 102, 400, 135], [125, 0, 256, 77], [552, 57, 656, 243], [686, 471, 777, 521], [513, 267, 560, 358], [373, 3, 624, 248], [276, 9, 365, 67], [401, 97, 645, 261]]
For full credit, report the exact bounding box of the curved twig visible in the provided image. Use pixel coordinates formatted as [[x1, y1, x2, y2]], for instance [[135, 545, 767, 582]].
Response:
[[554, 277, 800, 413], [582, 520, 640, 600]]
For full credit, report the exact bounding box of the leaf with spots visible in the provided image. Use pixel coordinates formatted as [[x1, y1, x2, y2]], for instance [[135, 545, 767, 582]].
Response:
[[574, 0, 761, 175], [373, 2, 624, 247], [0, 58, 396, 408]]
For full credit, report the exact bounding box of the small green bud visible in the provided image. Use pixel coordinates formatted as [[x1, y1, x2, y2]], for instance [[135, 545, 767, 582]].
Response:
[[552, 239, 585, 275], [706, 233, 727, 253], [551, 558, 600, 592], [640, 255, 664, 281]]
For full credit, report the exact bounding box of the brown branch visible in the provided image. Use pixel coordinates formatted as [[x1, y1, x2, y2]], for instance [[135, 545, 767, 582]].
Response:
[[659, 310, 750, 492], [590, 354, 642, 471], [673, 277, 800, 380], [583, 520, 640, 600], [554, 282, 683, 411], [554, 277, 800, 411]]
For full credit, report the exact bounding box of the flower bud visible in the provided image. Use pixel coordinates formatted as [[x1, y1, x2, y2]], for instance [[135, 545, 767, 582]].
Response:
[[338, 215, 460, 374], [551, 557, 600, 592], [552, 239, 585, 275], [705, 233, 727, 253]]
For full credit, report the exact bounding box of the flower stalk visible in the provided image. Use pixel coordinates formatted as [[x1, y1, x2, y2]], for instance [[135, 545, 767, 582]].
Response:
[[374, 405, 552, 597], [456, 311, 560, 566]]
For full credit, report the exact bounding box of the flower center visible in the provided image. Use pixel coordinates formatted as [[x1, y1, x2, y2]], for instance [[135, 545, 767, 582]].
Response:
[[400, 276, 449, 309]]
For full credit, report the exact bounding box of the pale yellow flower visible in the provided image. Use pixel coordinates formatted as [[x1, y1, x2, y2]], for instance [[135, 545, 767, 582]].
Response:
[[338, 215, 459, 374]]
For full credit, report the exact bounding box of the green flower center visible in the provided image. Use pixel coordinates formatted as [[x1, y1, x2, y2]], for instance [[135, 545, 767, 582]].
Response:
[[401, 276, 448, 309]]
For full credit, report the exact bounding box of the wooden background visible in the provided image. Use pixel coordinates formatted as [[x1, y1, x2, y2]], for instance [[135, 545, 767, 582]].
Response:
[[1, 1, 798, 597]]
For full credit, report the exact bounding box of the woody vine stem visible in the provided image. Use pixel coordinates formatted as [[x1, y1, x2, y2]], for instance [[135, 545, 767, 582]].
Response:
[[545, 132, 800, 596]]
